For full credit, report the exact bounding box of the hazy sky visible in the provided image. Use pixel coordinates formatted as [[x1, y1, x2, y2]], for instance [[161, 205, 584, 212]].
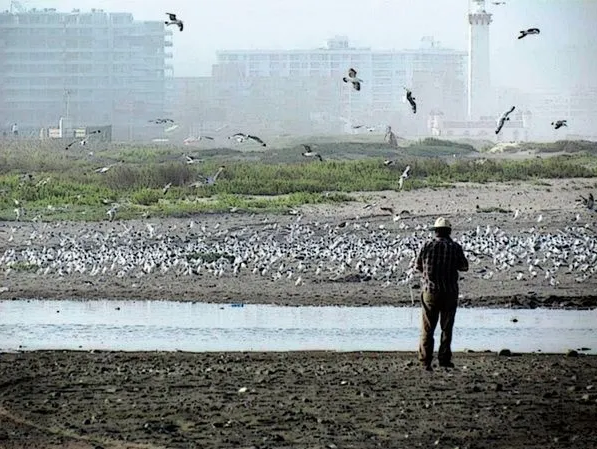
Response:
[[3, 0, 597, 90]]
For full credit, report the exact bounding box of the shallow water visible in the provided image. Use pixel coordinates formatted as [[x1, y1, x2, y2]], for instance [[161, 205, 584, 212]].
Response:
[[0, 300, 595, 353]]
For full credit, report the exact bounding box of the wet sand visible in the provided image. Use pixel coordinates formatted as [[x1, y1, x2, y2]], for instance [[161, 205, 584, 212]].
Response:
[[0, 351, 596, 449]]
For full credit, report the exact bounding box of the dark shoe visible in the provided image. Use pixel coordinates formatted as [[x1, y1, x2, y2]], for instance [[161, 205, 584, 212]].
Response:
[[422, 364, 433, 372], [439, 362, 455, 368]]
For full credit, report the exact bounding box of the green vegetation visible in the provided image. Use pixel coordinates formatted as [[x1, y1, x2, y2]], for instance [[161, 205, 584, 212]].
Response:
[[0, 138, 595, 222], [481, 140, 597, 155]]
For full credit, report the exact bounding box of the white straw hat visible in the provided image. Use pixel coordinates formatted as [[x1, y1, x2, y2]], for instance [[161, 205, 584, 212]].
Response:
[[433, 217, 452, 229]]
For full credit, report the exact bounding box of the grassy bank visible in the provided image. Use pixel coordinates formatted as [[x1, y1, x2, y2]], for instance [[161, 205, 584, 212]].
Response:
[[0, 139, 595, 221]]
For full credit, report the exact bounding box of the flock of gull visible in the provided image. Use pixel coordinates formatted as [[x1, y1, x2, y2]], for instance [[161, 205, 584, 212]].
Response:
[[1, 203, 595, 292]]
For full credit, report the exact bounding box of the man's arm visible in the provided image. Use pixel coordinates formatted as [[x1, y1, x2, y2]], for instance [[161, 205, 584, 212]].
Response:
[[457, 245, 469, 272], [415, 243, 426, 272]]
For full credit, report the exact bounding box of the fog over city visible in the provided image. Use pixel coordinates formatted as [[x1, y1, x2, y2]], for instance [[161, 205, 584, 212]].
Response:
[[11, 0, 596, 88], [1, 0, 597, 139]]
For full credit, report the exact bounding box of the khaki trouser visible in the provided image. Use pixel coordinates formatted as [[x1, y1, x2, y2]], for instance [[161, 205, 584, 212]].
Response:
[[418, 291, 458, 366]]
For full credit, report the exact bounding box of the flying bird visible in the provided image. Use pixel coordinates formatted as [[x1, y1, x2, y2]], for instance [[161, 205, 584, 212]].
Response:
[[183, 136, 214, 145], [229, 133, 266, 146], [495, 106, 516, 134], [383, 159, 395, 166], [64, 130, 101, 150], [301, 145, 323, 161], [518, 28, 540, 39], [229, 133, 247, 143], [165, 13, 183, 31], [551, 120, 567, 130], [399, 165, 411, 190], [149, 118, 174, 124], [191, 166, 225, 187], [404, 88, 417, 114], [342, 68, 363, 91], [492, 1, 506, 5], [94, 163, 118, 174], [247, 134, 266, 147], [352, 124, 380, 132], [205, 166, 225, 185], [185, 155, 203, 165], [64, 140, 78, 150]]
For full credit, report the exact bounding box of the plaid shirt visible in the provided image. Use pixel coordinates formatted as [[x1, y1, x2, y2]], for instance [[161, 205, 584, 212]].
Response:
[[416, 237, 469, 294]]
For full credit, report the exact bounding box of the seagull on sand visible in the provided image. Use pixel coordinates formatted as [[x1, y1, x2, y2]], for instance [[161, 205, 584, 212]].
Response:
[[495, 106, 516, 134], [301, 145, 323, 161], [404, 88, 417, 114], [551, 120, 567, 130], [342, 68, 363, 91], [399, 165, 411, 190], [518, 28, 540, 39], [165, 13, 183, 31], [106, 205, 118, 222]]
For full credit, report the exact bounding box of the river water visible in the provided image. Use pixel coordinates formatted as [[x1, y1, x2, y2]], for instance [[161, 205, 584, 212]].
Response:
[[0, 300, 595, 353]]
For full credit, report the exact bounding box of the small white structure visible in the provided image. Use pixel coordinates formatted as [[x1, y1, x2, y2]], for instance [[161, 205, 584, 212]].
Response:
[[428, 110, 531, 142]]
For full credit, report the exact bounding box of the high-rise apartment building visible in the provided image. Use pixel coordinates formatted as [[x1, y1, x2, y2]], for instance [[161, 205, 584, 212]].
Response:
[[0, 7, 172, 140], [214, 36, 467, 135]]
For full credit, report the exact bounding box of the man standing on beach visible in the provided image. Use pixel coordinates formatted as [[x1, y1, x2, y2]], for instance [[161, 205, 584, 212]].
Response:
[[11, 123, 18, 137], [415, 217, 469, 371]]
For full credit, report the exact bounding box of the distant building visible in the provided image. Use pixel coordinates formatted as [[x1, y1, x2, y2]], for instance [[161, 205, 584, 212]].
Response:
[[0, 7, 173, 140], [428, 109, 531, 142], [212, 36, 467, 136], [523, 88, 597, 141]]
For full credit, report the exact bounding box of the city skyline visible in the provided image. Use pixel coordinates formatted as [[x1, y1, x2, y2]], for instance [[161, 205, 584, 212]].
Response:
[[4, 0, 596, 92]]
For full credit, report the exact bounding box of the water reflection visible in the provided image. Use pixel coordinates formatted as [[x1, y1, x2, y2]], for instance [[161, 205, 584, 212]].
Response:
[[0, 300, 595, 353]]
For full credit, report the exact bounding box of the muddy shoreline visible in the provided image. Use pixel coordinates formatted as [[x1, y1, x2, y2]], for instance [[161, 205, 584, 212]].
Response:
[[2, 279, 597, 309], [0, 351, 596, 449]]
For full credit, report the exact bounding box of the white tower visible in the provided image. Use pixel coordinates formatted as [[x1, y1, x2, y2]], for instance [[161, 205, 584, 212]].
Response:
[[468, 0, 492, 120]]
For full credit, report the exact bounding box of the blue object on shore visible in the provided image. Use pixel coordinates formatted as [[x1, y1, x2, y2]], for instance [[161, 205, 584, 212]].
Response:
[[230, 303, 245, 308]]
